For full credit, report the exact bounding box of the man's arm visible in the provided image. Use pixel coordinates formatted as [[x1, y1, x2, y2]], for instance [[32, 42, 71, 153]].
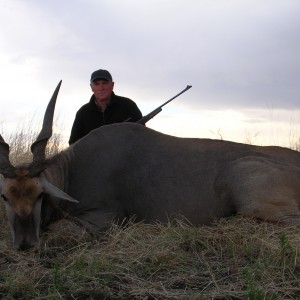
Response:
[[69, 112, 85, 145]]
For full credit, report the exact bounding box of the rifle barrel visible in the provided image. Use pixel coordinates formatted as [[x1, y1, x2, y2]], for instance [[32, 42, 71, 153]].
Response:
[[159, 85, 192, 110], [136, 85, 192, 125]]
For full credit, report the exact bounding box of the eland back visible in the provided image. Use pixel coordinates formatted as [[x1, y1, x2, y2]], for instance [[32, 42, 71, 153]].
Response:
[[1, 81, 300, 250]]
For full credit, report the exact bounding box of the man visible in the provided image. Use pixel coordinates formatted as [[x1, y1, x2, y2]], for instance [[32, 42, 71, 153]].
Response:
[[69, 69, 143, 144]]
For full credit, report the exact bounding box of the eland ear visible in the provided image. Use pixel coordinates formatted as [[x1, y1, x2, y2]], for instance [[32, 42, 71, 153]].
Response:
[[41, 177, 79, 203]]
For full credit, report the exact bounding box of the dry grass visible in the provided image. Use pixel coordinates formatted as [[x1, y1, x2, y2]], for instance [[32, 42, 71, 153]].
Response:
[[3, 117, 65, 166], [1, 125, 300, 299], [0, 210, 300, 299]]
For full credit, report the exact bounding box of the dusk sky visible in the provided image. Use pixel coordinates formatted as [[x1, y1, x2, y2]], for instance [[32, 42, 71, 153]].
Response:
[[1, 0, 300, 147]]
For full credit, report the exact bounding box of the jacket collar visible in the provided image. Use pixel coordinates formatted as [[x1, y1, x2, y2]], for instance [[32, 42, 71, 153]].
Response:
[[90, 92, 117, 111]]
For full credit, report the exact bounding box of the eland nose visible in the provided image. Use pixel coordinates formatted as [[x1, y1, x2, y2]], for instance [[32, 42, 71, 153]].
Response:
[[15, 239, 39, 251], [16, 241, 33, 251]]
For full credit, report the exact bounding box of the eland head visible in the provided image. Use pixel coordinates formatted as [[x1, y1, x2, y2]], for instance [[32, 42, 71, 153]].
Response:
[[0, 81, 77, 250]]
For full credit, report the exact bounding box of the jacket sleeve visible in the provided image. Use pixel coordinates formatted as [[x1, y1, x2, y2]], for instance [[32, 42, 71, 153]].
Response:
[[69, 110, 85, 145], [129, 101, 143, 123]]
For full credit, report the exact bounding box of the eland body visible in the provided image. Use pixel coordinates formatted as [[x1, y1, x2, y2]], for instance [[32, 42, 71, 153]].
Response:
[[1, 82, 300, 250]]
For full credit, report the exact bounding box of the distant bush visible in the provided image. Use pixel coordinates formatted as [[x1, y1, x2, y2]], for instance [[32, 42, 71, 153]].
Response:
[[1, 118, 65, 166]]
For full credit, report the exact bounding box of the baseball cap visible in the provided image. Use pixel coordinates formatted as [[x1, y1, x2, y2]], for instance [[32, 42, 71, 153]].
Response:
[[90, 69, 113, 82]]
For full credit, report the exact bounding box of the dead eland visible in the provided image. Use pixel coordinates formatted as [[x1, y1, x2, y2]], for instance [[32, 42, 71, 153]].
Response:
[[1, 81, 300, 250]]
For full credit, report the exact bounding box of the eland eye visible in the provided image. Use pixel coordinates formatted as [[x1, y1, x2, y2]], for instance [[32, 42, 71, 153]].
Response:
[[1, 194, 8, 202], [38, 192, 44, 200]]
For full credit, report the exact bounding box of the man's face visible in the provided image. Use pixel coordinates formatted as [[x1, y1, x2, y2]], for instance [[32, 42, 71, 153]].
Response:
[[90, 79, 114, 102]]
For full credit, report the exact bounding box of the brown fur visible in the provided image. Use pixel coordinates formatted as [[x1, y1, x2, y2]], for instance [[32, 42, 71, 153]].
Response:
[[3, 175, 42, 218]]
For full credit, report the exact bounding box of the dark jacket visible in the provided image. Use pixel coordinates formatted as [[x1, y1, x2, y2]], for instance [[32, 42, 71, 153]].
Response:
[[69, 92, 142, 144]]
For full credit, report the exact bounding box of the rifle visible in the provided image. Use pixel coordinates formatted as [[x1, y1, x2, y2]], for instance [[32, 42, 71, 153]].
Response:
[[136, 85, 192, 125]]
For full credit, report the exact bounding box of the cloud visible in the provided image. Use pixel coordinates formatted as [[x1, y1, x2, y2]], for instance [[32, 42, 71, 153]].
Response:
[[0, 0, 300, 146]]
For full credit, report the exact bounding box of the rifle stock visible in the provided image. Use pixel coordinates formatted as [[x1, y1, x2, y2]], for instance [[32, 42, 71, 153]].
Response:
[[137, 85, 192, 125]]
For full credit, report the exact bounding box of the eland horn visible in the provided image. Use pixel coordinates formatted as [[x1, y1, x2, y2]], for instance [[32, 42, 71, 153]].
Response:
[[29, 80, 62, 177]]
